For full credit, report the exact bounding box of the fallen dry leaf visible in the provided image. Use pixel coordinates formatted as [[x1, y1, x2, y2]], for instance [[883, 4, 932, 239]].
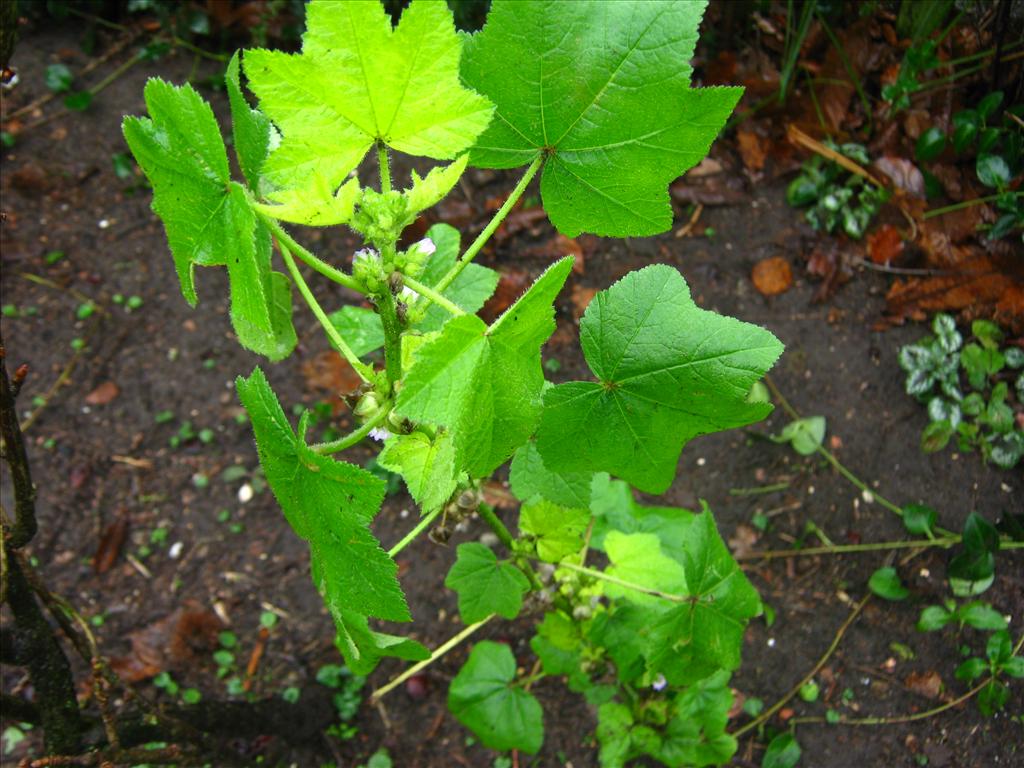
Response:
[[301, 350, 363, 406], [728, 524, 760, 559], [751, 256, 793, 296], [867, 225, 905, 265], [480, 480, 516, 509], [93, 515, 128, 574], [84, 381, 120, 406], [874, 156, 925, 199], [905, 670, 943, 700], [736, 130, 768, 173], [110, 604, 222, 683]]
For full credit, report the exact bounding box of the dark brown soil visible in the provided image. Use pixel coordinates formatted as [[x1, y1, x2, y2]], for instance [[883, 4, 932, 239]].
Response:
[[2, 23, 1021, 768]]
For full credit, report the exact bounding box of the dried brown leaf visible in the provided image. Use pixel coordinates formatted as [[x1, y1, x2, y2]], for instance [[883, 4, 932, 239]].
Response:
[[751, 256, 793, 296]]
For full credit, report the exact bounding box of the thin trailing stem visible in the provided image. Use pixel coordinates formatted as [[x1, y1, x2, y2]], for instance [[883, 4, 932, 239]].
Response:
[[924, 194, 1003, 220], [732, 594, 871, 739], [370, 615, 495, 702], [434, 154, 545, 294], [388, 507, 444, 558], [263, 217, 365, 294], [402, 275, 465, 317], [791, 633, 1023, 726], [278, 243, 374, 383], [556, 560, 688, 604], [377, 281, 403, 392], [311, 408, 388, 455], [377, 142, 392, 193], [732, 537, 1024, 561], [477, 505, 545, 592]]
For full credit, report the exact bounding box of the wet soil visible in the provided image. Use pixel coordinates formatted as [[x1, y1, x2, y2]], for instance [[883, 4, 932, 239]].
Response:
[[2, 25, 1021, 768]]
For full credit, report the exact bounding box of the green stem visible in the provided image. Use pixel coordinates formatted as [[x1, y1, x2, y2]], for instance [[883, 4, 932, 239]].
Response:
[[732, 594, 871, 739], [377, 142, 392, 193], [370, 614, 494, 702], [729, 482, 792, 497], [736, 536, 960, 560], [311, 407, 388, 455], [434, 154, 545, 294], [814, 445, 904, 517], [278, 243, 373, 383], [263, 217, 365, 294], [388, 506, 445, 558], [923, 194, 1003, 220], [556, 561, 687, 604], [88, 52, 142, 98], [377, 282, 403, 392], [477, 503, 516, 550], [402, 275, 465, 317]]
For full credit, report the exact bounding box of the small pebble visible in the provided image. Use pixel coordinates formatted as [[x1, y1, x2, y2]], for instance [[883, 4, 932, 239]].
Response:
[[238, 483, 254, 503], [168, 542, 183, 559]]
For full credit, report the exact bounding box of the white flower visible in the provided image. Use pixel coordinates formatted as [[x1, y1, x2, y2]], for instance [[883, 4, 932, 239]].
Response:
[[652, 673, 667, 691], [352, 248, 380, 268], [369, 427, 392, 442], [414, 237, 436, 256], [398, 286, 420, 303]]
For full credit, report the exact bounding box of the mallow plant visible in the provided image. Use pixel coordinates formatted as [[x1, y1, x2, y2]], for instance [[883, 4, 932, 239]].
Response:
[[124, 1, 783, 764]]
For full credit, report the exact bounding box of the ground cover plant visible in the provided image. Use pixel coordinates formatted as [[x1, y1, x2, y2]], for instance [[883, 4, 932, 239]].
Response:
[[120, 0, 784, 763]]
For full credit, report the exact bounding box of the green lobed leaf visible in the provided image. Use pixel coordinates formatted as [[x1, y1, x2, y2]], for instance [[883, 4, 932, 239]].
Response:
[[602, 532, 686, 607], [518, 499, 590, 563], [378, 429, 460, 513], [395, 257, 573, 477], [332, 608, 429, 676], [589, 475, 696, 559], [509, 439, 594, 509], [124, 79, 297, 361], [254, 174, 361, 226], [243, 0, 492, 193], [655, 671, 737, 768], [236, 368, 408, 622], [462, 0, 742, 236], [445, 543, 530, 623], [536, 265, 782, 493], [448, 641, 544, 753], [225, 51, 271, 191]]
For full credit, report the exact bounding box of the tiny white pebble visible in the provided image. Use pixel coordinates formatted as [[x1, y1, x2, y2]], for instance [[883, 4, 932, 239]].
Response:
[[696, 457, 706, 466], [919, 568, 930, 578], [861, 676, 871, 686], [767, 637, 776, 648], [400, 508, 410, 519], [808, 485, 815, 495], [98, 219, 110, 229], [81, 406, 91, 414], [1001, 483, 1012, 493], [168, 542, 183, 559], [238, 483, 254, 503], [862, 489, 874, 504]]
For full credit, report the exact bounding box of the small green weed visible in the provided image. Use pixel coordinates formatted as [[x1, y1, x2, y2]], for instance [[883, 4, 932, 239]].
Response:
[[786, 142, 889, 239], [899, 314, 1024, 468]]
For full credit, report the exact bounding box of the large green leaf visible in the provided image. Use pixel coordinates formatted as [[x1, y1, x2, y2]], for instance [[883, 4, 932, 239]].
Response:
[[225, 51, 270, 191], [589, 475, 695, 559], [509, 440, 594, 508], [654, 671, 737, 768], [378, 429, 460, 513], [602, 532, 686, 607], [123, 80, 297, 361], [395, 257, 573, 477], [448, 641, 544, 753], [646, 506, 762, 674], [462, 0, 741, 236], [445, 543, 530, 623], [536, 265, 782, 493], [236, 368, 408, 622], [243, 0, 492, 192], [518, 499, 590, 563]]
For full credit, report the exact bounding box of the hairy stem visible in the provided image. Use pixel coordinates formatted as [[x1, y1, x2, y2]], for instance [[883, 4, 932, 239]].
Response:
[[278, 243, 373, 383], [377, 142, 392, 193], [388, 507, 444, 558], [264, 217, 365, 294], [434, 154, 545, 294], [732, 594, 871, 739], [370, 615, 495, 702], [377, 282, 403, 392], [477, 504, 545, 592], [311, 408, 388, 455], [556, 560, 687, 603], [402, 275, 465, 317]]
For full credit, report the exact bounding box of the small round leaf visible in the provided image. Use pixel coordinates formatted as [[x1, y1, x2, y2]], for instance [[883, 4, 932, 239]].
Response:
[[869, 566, 909, 601]]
